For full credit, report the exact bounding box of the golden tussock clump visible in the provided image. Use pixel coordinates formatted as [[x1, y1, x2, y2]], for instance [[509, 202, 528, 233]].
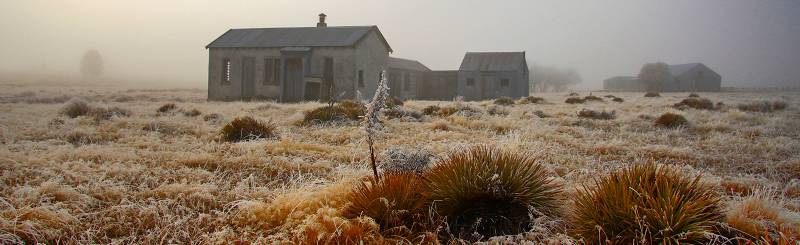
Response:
[[564, 97, 585, 104], [60, 98, 90, 118], [571, 163, 722, 244], [219, 116, 278, 142], [674, 98, 716, 110], [425, 146, 561, 239], [654, 112, 688, 128], [429, 120, 449, 131], [157, 103, 177, 113], [343, 172, 429, 238], [726, 190, 800, 242], [301, 100, 365, 125], [291, 207, 383, 244]]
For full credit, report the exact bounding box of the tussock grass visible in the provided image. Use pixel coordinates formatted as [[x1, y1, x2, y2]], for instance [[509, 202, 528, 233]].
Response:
[[486, 105, 509, 116], [425, 146, 561, 239], [689, 93, 700, 98], [386, 97, 404, 108], [726, 190, 800, 242], [737, 100, 788, 112], [612, 97, 624, 103], [182, 108, 201, 117], [571, 163, 722, 244], [157, 103, 177, 113], [565, 97, 585, 104], [517, 96, 545, 104], [644, 92, 661, 97], [383, 107, 422, 121], [654, 112, 689, 128], [60, 98, 90, 118], [674, 98, 716, 110], [301, 100, 365, 125], [494, 96, 515, 106], [219, 116, 278, 142], [343, 172, 427, 234], [583, 95, 603, 102], [379, 148, 432, 174], [577, 109, 615, 120]]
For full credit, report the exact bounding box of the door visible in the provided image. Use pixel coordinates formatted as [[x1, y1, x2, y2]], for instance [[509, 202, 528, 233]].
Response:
[[322, 57, 334, 101], [283, 58, 303, 102], [241, 57, 255, 100], [388, 72, 401, 98]]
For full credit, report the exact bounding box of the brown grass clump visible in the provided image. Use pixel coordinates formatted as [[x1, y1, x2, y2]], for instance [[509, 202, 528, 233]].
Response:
[[203, 113, 221, 122], [422, 105, 441, 116], [644, 92, 661, 97], [568, 92, 579, 96], [612, 97, 624, 103], [571, 163, 722, 244], [379, 148, 433, 174], [219, 116, 278, 142], [565, 97, 585, 104], [343, 172, 428, 236], [494, 96, 515, 106], [60, 98, 90, 118], [383, 107, 422, 121], [157, 103, 177, 113], [302, 101, 365, 125], [517, 96, 545, 104], [674, 98, 715, 110], [87, 106, 131, 121], [689, 93, 700, 98], [430, 120, 449, 131], [737, 100, 788, 112], [423, 105, 480, 118], [583, 95, 603, 102], [182, 109, 201, 117], [292, 208, 383, 244], [726, 190, 800, 242], [577, 109, 615, 120], [385, 97, 404, 108], [654, 112, 689, 128], [425, 146, 561, 239], [486, 105, 509, 116]]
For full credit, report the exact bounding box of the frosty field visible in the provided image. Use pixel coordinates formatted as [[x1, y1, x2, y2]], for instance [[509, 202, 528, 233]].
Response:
[[1, 84, 798, 244]]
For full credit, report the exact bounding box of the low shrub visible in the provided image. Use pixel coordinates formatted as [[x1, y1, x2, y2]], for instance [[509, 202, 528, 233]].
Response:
[[565, 97, 585, 104], [583, 95, 603, 102], [577, 109, 615, 120], [571, 163, 722, 244], [654, 112, 688, 128], [737, 100, 788, 112], [157, 103, 177, 113], [644, 92, 661, 97], [343, 172, 428, 238], [425, 146, 561, 239], [494, 97, 515, 106], [689, 93, 700, 98], [674, 98, 715, 110], [604, 95, 616, 98], [60, 99, 90, 118], [379, 148, 433, 174], [383, 107, 423, 121], [219, 116, 278, 142], [517, 96, 545, 104], [183, 109, 202, 117], [302, 101, 365, 125], [386, 97, 404, 108], [612, 97, 624, 103], [423, 105, 481, 118]]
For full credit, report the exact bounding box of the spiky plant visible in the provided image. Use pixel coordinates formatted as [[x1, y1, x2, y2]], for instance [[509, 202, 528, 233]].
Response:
[[571, 163, 722, 244], [425, 146, 561, 239], [343, 172, 428, 235], [363, 70, 389, 182], [219, 116, 278, 142]]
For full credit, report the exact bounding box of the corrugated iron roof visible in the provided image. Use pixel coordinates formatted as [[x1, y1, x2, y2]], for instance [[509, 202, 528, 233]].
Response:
[[668, 63, 702, 76], [206, 26, 392, 52], [458, 52, 527, 71], [387, 57, 431, 71]]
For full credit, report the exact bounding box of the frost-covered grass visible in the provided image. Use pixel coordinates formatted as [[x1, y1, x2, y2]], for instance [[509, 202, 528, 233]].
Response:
[[0, 84, 799, 243]]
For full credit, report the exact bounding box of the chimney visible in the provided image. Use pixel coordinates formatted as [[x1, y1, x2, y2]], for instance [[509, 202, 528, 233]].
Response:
[[317, 13, 327, 27]]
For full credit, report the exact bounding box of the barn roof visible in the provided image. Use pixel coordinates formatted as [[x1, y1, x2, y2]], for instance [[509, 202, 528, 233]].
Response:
[[668, 63, 703, 76], [206, 26, 392, 52], [459, 52, 527, 71], [387, 57, 431, 71]]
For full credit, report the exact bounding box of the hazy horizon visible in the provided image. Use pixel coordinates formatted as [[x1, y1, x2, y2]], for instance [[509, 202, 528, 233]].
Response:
[[1, 0, 799, 89]]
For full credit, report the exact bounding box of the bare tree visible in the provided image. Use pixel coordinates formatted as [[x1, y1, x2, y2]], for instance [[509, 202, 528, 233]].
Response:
[[530, 64, 582, 92], [80, 50, 104, 77], [638, 62, 671, 92]]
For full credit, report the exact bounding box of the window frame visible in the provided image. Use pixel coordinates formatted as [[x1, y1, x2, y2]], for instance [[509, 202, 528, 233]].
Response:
[[222, 58, 231, 85]]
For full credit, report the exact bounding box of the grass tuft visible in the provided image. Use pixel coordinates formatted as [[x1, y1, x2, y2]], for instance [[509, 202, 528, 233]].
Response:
[[571, 163, 722, 244], [60, 98, 90, 118], [343, 172, 428, 236], [565, 97, 585, 104], [219, 116, 278, 142], [583, 95, 603, 102], [644, 92, 661, 97], [425, 146, 561, 239], [157, 103, 177, 113], [302, 100, 365, 125], [674, 98, 715, 110], [654, 112, 689, 128], [612, 97, 624, 103], [517, 96, 545, 104], [494, 97, 515, 106], [577, 109, 615, 120], [737, 100, 788, 112]]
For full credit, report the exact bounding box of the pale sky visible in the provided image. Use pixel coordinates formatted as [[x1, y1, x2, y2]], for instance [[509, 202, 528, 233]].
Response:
[[1, 0, 799, 89]]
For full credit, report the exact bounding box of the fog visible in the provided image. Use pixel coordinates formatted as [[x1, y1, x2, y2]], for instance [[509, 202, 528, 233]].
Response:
[[1, 0, 798, 89]]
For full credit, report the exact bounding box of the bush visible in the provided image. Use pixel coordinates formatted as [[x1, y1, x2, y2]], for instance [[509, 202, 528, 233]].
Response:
[[343, 172, 428, 238], [60, 99, 90, 118], [517, 96, 545, 104], [385, 97, 404, 108], [689, 93, 700, 98], [737, 100, 788, 112], [302, 101, 365, 125], [644, 92, 661, 97], [612, 97, 624, 103], [577, 109, 615, 120], [571, 163, 722, 244], [425, 146, 561, 239], [654, 112, 688, 128], [494, 97, 515, 106], [183, 109, 201, 117], [674, 98, 715, 110], [583, 95, 603, 102], [219, 116, 278, 142], [565, 97, 585, 104], [157, 103, 177, 113]]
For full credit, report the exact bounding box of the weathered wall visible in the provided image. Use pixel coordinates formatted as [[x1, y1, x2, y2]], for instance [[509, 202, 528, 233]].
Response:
[[354, 30, 390, 100], [456, 70, 528, 101], [387, 68, 425, 100], [420, 71, 458, 100], [670, 65, 721, 92]]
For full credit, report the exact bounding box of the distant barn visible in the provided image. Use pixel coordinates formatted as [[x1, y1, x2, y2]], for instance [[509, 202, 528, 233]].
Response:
[[604, 63, 721, 92], [386, 57, 430, 100], [205, 14, 392, 101], [457, 52, 530, 100]]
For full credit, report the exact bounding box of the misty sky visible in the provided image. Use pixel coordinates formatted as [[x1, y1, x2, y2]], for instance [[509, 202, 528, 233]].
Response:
[[1, 0, 799, 89]]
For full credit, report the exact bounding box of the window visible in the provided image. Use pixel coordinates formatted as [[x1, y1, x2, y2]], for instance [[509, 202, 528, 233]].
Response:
[[403, 74, 410, 92], [500, 79, 510, 87], [222, 58, 231, 84], [358, 70, 365, 88], [466, 78, 475, 87], [263, 58, 280, 85]]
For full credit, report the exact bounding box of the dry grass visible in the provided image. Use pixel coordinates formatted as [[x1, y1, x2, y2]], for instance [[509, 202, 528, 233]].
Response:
[[654, 112, 689, 128], [577, 109, 616, 120], [494, 96, 515, 106], [726, 190, 800, 242], [219, 116, 278, 142], [1, 84, 799, 243], [738, 100, 789, 112], [674, 97, 716, 110]]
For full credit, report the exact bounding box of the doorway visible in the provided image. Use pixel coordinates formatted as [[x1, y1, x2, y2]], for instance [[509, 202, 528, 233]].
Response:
[[241, 57, 255, 100], [283, 58, 303, 102]]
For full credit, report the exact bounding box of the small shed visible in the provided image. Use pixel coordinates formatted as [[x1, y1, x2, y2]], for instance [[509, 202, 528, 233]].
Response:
[[386, 57, 431, 100], [456, 52, 530, 100]]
